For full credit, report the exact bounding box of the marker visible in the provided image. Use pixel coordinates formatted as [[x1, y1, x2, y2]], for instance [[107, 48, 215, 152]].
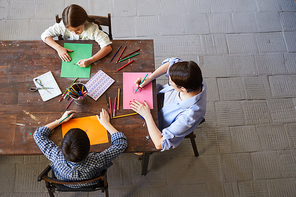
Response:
[[134, 73, 148, 93], [110, 46, 122, 62]]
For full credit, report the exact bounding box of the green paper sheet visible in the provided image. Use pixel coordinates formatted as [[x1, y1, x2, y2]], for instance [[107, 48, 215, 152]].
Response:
[[60, 43, 93, 78]]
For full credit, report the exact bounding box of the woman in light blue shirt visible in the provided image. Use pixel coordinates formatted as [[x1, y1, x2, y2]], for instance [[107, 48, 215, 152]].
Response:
[[130, 58, 206, 151]]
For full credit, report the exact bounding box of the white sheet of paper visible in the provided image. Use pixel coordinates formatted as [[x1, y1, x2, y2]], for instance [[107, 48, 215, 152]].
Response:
[[33, 71, 62, 102]]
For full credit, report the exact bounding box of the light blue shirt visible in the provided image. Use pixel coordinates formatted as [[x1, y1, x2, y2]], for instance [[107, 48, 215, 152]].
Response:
[[158, 58, 207, 151]]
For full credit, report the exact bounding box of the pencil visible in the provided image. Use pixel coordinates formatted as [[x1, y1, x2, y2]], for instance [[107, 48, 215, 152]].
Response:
[[134, 73, 148, 93], [110, 45, 122, 62], [113, 97, 117, 117], [59, 92, 67, 102], [119, 53, 139, 62], [117, 88, 120, 110], [109, 97, 112, 119], [113, 113, 138, 119], [66, 98, 74, 109], [117, 60, 134, 71], [58, 112, 74, 124], [105, 93, 109, 110], [59, 77, 78, 102], [116, 45, 127, 63], [120, 48, 140, 59]]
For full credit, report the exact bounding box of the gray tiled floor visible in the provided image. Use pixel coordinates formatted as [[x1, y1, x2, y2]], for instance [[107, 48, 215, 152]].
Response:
[[1, 0, 296, 196]]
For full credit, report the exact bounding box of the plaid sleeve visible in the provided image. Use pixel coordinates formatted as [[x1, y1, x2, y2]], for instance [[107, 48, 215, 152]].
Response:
[[92, 132, 128, 167], [33, 126, 61, 162]]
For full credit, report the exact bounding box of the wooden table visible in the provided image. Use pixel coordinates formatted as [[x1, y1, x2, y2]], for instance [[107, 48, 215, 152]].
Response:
[[0, 40, 159, 175]]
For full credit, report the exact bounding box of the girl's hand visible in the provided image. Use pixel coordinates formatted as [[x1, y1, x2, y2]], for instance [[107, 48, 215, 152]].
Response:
[[77, 58, 92, 67], [96, 108, 110, 127], [56, 46, 73, 62], [58, 110, 76, 123], [129, 100, 151, 119]]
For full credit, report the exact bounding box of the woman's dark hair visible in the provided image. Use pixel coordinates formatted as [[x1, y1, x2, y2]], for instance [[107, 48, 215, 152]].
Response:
[[62, 4, 102, 30], [169, 61, 203, 92], [61, 128, 90, 162]]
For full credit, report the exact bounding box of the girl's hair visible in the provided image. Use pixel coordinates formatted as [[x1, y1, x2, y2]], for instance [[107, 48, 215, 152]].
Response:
[[61, 128, 90, 162], [169, 61, 203, 92], [62, 4, 102, 30]]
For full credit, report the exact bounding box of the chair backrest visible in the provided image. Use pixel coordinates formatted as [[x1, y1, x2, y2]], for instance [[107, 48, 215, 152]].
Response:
[[38, 165, 109, 197], [55, 13, 113, 40]]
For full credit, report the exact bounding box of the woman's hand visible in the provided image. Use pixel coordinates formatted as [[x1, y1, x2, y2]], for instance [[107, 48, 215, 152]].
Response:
[[134, 75, 151, 89], [96, 108, 110, 127], [58, 110, 76, 124], [129, 100, 151, 119], [56, 46, 73, 62]]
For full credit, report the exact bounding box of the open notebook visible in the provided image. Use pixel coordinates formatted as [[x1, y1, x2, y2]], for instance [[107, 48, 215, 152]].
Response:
[[85, 70, 115, 101]]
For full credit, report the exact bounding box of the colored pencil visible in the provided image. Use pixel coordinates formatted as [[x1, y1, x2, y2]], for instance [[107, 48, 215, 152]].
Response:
[[58, 112, 74, 124], [59, 77, 78, 102], [119, 53, 139, 62], [66, 98, 74, 109], [116, 45, 127, 63], [117, 60, 134, 71], [109, 97, 112, 119], [105, 93, 109, 110], [134, 73, 148, 93], [110, 45, 122, 62], [120, 48, 140, 59], [113, 113, 138, 119], [113, 97, 117, 117], [59, 92, 67, 102], [117, 88, 120, 110]]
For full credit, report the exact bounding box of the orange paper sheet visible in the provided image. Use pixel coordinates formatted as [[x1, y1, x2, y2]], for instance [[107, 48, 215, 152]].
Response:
[[62, 116, 109, 145]]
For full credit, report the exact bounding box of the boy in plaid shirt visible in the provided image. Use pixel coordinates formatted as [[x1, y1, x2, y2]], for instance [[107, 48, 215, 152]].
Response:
[[34, 109, 127, 188]]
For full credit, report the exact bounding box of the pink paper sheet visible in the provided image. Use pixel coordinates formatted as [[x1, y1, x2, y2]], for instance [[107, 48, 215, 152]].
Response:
[[123, 72, 153, 109]]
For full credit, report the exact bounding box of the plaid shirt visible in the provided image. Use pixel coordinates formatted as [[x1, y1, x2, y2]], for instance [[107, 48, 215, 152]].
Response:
[[34, 126, 127, 188]]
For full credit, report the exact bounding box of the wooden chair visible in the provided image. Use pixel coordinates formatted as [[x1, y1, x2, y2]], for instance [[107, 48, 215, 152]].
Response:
[[184, 118, 205, 157], [38, 165, 109, 197], [55, 13, 113, 40]]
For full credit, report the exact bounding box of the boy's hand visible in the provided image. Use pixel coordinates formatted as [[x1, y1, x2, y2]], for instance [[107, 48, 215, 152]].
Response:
[[58, 110, 76, 123], [96, 109, 110, 127], [57, 46, 73, 62]]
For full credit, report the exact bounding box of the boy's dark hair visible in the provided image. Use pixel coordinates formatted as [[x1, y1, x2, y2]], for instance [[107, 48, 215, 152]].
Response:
[[61, 128, 90, 162], [62, 4, 102, 30], [169, 61, 203, 92]]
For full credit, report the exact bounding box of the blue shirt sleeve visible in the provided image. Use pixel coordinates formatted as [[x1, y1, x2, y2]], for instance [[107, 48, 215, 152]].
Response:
[[161, 109, 204, 151], [162, 57, 182, 77]]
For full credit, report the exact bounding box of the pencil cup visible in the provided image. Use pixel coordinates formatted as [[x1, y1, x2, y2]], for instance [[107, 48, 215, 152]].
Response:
[[69, 83, 88, 105]]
